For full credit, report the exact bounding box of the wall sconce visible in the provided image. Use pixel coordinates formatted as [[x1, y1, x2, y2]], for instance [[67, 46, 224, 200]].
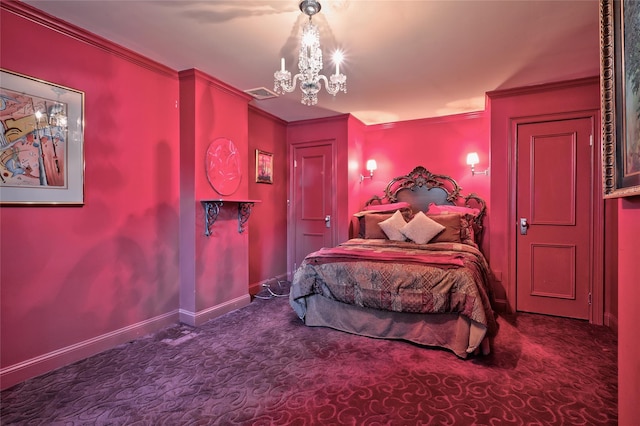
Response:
[[360, 159, 377, 183], [466, 152, 489, 176]]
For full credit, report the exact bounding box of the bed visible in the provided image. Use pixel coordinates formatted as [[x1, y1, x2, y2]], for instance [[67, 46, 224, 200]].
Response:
[[289, 166, 498, 358]]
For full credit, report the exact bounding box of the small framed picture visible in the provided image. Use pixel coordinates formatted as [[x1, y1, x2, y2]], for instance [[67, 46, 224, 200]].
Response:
[[256, 149, 273, 184]]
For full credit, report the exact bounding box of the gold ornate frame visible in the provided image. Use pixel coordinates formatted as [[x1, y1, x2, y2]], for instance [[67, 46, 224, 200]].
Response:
[[255, 149, 273, 184], [600, 0, 640, 197]]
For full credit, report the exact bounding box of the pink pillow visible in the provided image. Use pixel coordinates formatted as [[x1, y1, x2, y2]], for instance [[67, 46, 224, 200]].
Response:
[[427, 213, 462, 243], [428, 203, 480, 217], [363, 213, 392, 239]]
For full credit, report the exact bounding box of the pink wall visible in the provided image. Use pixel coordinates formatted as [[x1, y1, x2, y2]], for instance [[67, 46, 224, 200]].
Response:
[[363, 112, 490, 208], [346, 115, 368, 234], [617, 197, 640, 425], [287, 115, 350, 244], [0, 2, 290, 388], [0, 3, 181, 387], [487, 78, 602, 313], [179, 69, 253, 323], [362, 112, 491, 256], [604, 198, 618, 329], [248, 107, 288, 292]]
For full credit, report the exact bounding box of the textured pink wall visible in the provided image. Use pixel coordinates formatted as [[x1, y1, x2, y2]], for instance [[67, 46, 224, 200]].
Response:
[[362, 112, 490, 252], [617, 197, 640, 425], [362, 113, 490, 206], [248, 108, 288, 292], [0, 4, 180, 378], [179, 69, 252, 316], [347, 115, 367, 234]]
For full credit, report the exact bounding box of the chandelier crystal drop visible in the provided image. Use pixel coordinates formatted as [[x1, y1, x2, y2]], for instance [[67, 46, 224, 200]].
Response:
[[274, 0, 347, 106]]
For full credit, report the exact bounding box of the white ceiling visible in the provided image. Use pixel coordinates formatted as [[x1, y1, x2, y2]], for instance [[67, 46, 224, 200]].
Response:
[[23, 0, 601, 125]]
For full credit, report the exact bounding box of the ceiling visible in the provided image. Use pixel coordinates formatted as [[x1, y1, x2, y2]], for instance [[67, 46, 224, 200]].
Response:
[[23, 0, 601, 125]]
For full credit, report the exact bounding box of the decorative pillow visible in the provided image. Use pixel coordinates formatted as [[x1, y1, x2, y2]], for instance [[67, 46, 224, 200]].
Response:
[[427, 213, 462, 243], [378, 210, 408, 241], [355, 209, 413, 238], [363, 213, 393, 239], [400, 211, 446, 244], [428, 203, 480, 217], [430, 212, 478, 247], [458, 213, 478, 248]]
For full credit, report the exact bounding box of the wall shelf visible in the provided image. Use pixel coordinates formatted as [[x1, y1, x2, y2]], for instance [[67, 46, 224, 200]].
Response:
[[201, 199, 261, 236]]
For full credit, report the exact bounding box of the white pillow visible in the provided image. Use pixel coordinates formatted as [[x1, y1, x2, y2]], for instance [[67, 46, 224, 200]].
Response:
[[378, 210, 407, 241], [400, 211, 446, 244]]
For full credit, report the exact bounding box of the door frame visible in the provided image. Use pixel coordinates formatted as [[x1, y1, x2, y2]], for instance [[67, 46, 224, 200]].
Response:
[[507, 110, 604, 324], [287, 139, 337, 280]]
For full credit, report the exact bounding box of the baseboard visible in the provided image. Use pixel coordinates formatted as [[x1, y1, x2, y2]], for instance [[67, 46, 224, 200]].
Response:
[[604, 312, 618, 334], [0, 310, 179, 391], [179, 294, 251, 327]]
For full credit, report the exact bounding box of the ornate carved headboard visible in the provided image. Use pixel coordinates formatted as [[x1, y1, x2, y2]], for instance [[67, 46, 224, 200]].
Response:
[[364, 166, 487, 240]]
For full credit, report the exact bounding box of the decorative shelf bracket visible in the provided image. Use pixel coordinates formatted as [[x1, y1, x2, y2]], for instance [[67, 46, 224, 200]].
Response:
[[201, 199, 260, 236], [203, 201, 223, 236], [238, 202, 254, 234]]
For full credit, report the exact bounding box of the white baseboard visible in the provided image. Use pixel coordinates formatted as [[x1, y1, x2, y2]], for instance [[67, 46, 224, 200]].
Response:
[[0, 310, 179, 391], [179, 294, 251, 326]]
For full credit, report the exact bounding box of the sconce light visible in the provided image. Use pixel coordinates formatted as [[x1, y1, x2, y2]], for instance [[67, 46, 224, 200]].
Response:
[[466, 152, 489, 176], [360, 159, 377, 183]]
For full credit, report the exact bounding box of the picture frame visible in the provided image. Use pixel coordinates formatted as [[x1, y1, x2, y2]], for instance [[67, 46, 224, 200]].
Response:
[[255, 149, 273, 184], [0, 69, 85, 205], [600, 0, 640, 198]]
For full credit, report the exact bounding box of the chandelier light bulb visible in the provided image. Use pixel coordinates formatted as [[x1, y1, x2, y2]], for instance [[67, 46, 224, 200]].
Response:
[[302, 29, 317, 47], [332, 50, 344, 75]]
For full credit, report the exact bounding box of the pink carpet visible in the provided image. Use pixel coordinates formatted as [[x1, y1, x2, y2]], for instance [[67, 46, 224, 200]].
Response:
[[1, 290, 617, 425]]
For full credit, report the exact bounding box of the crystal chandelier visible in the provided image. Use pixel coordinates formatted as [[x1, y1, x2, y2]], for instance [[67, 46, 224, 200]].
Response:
[[274, 0, 347, 106]]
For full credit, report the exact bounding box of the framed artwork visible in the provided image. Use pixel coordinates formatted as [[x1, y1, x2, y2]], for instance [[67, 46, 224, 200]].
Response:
[[600, 0, 640, 198], [256, 149, 273, 184], [0, 69, 85, 204]]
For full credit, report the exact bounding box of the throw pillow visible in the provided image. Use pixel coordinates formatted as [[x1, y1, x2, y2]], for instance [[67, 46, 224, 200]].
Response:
[[378, 210, 408, 241], [400, 211, 446, 244]]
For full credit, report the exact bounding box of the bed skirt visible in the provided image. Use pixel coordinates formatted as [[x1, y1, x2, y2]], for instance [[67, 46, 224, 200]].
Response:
[[302, 294, 488, 358]]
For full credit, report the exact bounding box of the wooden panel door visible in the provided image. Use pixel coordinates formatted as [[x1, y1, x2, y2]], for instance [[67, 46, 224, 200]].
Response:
[[516, 118, 593, 319], [291, 142, 335, 273]]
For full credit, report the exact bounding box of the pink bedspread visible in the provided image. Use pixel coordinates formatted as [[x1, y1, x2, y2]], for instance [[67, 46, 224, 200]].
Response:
[[290, 239, 497, 335]]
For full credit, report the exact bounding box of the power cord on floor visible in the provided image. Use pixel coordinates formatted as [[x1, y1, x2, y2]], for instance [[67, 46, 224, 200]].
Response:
[[254, 278, 290, 300]]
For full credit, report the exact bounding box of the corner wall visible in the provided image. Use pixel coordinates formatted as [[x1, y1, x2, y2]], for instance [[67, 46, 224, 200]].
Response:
[[178, 69, 253, 325], [248, 107, 288, 293]]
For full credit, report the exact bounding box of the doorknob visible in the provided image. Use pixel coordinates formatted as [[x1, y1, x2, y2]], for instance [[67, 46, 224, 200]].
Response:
[[325, 215, 331, 228], [520, 218, 529, 235]]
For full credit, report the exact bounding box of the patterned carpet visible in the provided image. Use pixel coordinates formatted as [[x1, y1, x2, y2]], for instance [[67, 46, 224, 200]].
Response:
[[1, 288, 617, 425]]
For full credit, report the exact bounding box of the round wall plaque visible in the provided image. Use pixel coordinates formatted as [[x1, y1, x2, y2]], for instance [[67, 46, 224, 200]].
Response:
[[205, 137, 242, 196]]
